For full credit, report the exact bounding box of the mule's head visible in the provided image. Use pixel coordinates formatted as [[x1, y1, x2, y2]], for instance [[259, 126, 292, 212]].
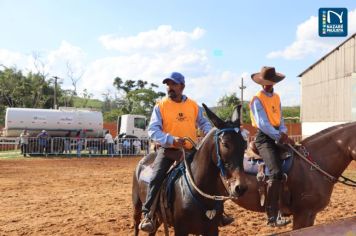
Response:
[[202, 103, 248, 198]]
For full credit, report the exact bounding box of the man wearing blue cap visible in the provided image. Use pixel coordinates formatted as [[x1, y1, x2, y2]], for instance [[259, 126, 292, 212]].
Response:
[[139, 72, 234, 233]]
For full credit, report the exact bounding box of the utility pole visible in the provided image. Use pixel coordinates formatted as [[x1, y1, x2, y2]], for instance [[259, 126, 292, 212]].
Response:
[[53, 76, 59, 109], [239, 77, 246, 123]]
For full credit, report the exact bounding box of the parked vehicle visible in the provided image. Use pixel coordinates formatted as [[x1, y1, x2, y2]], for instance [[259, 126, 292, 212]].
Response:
[[2, 107, 104, 137], [117, 114, 148, 139]]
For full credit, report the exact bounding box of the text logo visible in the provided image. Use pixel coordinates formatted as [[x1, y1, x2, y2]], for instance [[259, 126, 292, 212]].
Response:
[[319, 8, 347, 37]]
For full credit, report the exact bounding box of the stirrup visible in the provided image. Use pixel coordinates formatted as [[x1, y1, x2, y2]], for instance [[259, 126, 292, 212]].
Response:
[[139, 216, 155, 233], [267, 213, 291, 227], [275, 212, 291, 227]]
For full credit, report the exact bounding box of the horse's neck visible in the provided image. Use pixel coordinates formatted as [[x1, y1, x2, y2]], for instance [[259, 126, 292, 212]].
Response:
[[190, 136, 221, 193], [302, 124, 354, 178]]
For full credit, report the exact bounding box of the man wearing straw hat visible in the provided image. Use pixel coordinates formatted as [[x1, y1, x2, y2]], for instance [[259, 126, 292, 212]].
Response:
[[249, 66, 294, 227]]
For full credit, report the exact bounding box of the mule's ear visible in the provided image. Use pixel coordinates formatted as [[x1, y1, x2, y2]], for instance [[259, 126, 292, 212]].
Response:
[[231, 104, 242, 127], [202, 103, 225, 129]]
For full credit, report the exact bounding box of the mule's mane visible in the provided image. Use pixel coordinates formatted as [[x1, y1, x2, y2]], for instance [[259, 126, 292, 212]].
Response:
[[302, 121, 356, 143]]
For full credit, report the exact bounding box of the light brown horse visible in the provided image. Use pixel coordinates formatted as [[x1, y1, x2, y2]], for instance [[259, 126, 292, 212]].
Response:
[[234, 121, 356, 229], [132, 104, 248, 236]]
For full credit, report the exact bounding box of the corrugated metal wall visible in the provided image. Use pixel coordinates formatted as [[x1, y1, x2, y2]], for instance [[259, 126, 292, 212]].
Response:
[[301, 35, 356, 122]]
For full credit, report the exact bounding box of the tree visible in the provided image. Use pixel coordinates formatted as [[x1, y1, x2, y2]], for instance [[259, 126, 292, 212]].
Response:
[[216, 93, 240, 121], [81, 89, 93, 108], [111, 77, 165, 119], [66, 61, 83, 98], [0, 67, 70, 125], [127, 88, 165, 117], [282, 106, 300, 123], [215, 93, 252, 124]]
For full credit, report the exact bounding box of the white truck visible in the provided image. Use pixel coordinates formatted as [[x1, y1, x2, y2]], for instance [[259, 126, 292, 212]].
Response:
[[117, 114, 148, 139], [2, 108, 148, 139], [3, 107, 104, 137]]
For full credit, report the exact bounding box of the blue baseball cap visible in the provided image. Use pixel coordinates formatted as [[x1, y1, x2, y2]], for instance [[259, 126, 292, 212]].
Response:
[[162, 72, 185, 84]]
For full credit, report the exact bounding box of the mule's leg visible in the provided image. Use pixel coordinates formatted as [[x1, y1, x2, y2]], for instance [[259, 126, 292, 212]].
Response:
[[133, 202, 142, 236], [292, 211, 316, 229], [132, 174, 142, 236]]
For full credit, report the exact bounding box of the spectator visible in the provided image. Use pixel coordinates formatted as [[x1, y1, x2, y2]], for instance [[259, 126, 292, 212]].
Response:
[[64, 131, 71, 155], [114, 135, 122, 155], [37, 130, 49, 154], [76, 130, 86, 157], [104, 130, 114, 155], [133, 139, 141, 155], [20, 129, 30, 157], [123, 139, 130, 154]]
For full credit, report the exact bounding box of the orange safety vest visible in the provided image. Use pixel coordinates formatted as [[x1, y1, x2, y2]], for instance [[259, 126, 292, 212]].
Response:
[[250, 91, 281, 128], [157, 97, 199, 149]]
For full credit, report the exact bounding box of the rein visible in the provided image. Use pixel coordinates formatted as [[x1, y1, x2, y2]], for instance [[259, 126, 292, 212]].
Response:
[[288, 144, 356, 187], [182, 148, 237, 201], [182, 127, 241, 201]]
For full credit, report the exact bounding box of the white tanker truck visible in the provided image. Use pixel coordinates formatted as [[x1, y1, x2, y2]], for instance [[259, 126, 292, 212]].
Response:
[[2, 107, 148, 139], [3, 107, 104, 137], [1, 107, 149, 155]]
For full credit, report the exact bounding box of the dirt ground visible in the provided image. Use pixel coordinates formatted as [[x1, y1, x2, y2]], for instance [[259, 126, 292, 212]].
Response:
[[0, 157, 355, 236]]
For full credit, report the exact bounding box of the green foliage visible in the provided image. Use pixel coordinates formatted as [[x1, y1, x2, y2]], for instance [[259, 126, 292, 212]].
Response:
[[72, 96, 103, 110], [215, 93, 251, 123], [0, 67, 73, 125], [282, 106, 300, 123], [113, 77, 164, 118], [126, 89, 165, 117], [215, 93, 240, 121], [103, 108, 124, 122]]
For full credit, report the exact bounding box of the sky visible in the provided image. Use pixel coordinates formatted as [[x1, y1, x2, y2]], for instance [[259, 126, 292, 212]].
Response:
[[0, 0, 355, 107]]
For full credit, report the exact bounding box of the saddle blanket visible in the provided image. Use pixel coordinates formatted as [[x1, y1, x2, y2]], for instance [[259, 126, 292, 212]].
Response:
[[243, 154, 293, 176]]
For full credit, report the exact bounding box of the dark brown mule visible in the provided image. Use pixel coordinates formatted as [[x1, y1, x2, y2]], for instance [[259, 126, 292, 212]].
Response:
[[234, 122, 356, 229], [132, 104, 248, 236]]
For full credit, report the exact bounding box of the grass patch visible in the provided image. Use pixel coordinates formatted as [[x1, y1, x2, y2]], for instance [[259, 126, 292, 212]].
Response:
[[0, 150, 22, 159]]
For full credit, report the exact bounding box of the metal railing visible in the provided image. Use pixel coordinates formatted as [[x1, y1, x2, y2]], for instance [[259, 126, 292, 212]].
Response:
[[0, 135, 303, 157], [0, 137, 151, 157]]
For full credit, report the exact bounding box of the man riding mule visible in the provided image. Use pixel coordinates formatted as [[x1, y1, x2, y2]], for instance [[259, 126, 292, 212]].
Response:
[[133, 102, 248, 235], [138, 72, 234, 233], [232, 67, 356, 230], [249, 66, 295, 227]]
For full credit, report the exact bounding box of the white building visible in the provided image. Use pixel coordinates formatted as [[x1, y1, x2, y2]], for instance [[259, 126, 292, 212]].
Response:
[[298, 33, 356, 137]]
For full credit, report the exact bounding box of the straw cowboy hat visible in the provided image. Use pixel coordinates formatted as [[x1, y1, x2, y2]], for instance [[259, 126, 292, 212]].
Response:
[[251, 66, 285, 85]]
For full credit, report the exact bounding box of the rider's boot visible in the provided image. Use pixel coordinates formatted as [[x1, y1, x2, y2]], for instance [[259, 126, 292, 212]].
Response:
[[266, 179, 291, 227]]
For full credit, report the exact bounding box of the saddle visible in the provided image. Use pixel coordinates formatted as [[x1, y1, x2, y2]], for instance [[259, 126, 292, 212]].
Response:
[[246, 141, 292, 160]]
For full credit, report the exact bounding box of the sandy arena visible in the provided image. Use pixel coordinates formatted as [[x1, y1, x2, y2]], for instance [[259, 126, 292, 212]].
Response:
[[0, 157, 355, 236]]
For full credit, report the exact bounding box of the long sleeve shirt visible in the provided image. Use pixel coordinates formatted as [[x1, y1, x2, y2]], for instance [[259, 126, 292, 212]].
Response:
[[148, 95, 212, 147], [250, 90, 287, 141]]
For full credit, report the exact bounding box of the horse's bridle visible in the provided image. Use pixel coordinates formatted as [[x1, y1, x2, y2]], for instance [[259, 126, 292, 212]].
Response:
[[213, 127, 242, 177], [182, 127, 244, 201]]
